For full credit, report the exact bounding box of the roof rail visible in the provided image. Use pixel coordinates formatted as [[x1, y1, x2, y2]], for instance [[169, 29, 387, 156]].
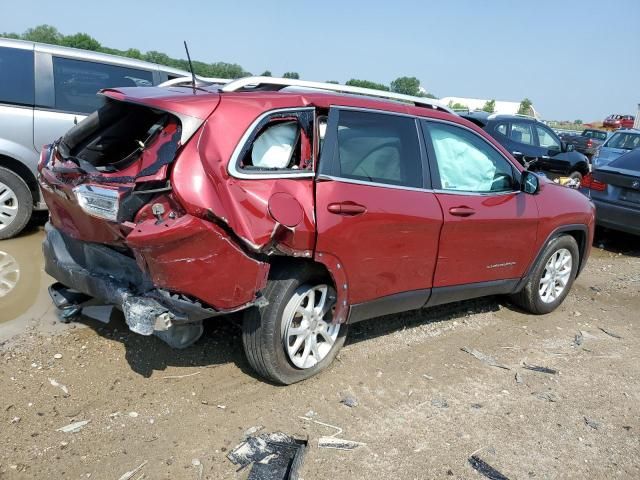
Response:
[[220, 76, 453, 113], [159, 76, 231, 88], [487, 112, 537, 120]]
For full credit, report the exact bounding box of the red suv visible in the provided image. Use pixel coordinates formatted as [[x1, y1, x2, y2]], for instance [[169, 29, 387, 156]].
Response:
[[603, 114, 635, 130], [38, 77, 595, 384]]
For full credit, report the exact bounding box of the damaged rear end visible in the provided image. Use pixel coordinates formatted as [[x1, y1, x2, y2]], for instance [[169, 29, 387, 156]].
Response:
[[39, 87, 270, 347]]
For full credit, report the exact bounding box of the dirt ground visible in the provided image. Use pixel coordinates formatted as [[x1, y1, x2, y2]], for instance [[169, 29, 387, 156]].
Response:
[[1, 224, 639, 479]]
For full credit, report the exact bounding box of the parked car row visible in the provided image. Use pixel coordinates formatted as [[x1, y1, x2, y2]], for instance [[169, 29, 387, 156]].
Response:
[[462, 112, 590, 183], [558, 128, 608, 158], [0, 38, 193, 239]]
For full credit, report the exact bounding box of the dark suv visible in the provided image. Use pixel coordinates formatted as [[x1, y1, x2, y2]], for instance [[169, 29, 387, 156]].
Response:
[[39, 77, 595, 384], [462, 112, 590, 183]]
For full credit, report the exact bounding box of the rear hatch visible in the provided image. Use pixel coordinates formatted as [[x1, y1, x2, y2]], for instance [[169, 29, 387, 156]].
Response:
[[39, 87, 220, 245]]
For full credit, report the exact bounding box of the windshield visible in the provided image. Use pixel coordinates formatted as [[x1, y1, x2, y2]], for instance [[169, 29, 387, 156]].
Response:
[[604, 132, 640, 150], [583, 130, 607, 140]]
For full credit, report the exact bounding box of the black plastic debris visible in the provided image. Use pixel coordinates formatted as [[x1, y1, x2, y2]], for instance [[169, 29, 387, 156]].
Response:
[[522, 363, 558, 375], [599, 327, 622, 339], [461, 347, 510, 370], [584, 416, 600, 430], [574, 332, 584, 346], [468, 455, 510, 480], [227, 432, 306, 480]]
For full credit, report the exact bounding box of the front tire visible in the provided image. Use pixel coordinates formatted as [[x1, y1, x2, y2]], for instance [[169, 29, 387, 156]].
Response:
[[0, 167, 33, 240], [510, 235, 579, 314], [242, 264, 347, 384]]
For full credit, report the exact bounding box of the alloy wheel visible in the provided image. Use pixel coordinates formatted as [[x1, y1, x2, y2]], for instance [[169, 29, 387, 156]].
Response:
[[0, 181, 19, 231], [0, 250, 20, 298], [539, 248, 572, 303], [282, 284, 339, 369]]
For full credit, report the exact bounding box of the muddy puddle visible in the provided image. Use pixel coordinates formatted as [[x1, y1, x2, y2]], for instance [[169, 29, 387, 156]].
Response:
[[0, 226, 56, 338]]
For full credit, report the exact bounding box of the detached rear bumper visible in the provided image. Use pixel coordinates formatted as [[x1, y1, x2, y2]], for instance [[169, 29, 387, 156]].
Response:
[[43, 223, 220, 338]]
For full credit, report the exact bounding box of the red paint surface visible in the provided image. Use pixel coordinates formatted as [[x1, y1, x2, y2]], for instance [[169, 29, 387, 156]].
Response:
[[41, 86, 595, 317]]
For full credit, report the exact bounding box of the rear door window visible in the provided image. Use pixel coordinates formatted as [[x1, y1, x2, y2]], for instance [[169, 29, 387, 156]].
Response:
[[0, 46, 34, 106], [509, 122, 535, 145], [333, 110, 422, 188], [52, 57, 153, 114]]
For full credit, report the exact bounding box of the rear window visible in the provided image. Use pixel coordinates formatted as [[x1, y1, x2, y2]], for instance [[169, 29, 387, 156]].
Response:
[[604, 132, 640, 150], [608, 150, 640, 172], [0, 46, 34, 106], [53, 57, 153, 114]]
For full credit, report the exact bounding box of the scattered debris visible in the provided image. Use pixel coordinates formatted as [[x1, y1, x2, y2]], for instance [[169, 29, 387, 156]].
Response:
[[298, 416, 342, 437], [227, 432, 307, 480], [431, 398, 449, 409], [304, 410, 317, 418], [56, 420, 90, 433], [471, 403, 483, 409], [217, 405, 227, 410], [318, 436, 366, 450], [623, 426, 632, 431], [599, 327, 622, 339], [533, 391, 559, 403], [423, 374, 434, 380], [128, 412, 139, 418], [515, 372, 523, 384], [161, 371, 201, 380], [49, 378, 69, 396], [340, 394, 358, 408], [461, 347, 510, 370], [572, 311, 582, 317], [574, 332, 583, 347], [191, 458, 203, 480], [53, 353, 63, 359], [244, 425, 265, 437], [10, 416, 20, 424], [522, 363, 558, 375], [117, 461, 147, 480], [590, 286, 601, 293], [468, 455, 510, 480], [584, 417, 600, 430]]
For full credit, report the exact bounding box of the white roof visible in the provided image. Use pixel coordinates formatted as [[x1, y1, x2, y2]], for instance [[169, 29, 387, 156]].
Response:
[[440, 96, 541, 119]]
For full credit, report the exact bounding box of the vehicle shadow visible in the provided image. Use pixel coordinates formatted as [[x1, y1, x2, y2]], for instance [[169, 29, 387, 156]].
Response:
[[593, 227, 640, 258], [70, 308, 250, 379], [346, 296, 502, 346]]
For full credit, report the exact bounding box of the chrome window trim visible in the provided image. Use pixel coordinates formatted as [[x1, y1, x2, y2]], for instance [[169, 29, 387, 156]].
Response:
[[228, 106, 317, 180], [421, 117, 522, 196], [317, 174, 433, 193]]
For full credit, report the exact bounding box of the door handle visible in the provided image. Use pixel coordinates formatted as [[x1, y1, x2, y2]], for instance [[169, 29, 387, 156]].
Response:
[[327, 202, 367, 215], [449, 206, 475, 217], [512, 151, 523, 157]]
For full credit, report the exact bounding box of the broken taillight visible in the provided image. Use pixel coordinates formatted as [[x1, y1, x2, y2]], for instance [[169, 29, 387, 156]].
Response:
[[73, 185, 120, 221], [580, 173, 607, 191]]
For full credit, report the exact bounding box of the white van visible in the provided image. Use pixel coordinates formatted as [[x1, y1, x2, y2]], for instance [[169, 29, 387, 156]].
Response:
[[0, 38, 192, 239]]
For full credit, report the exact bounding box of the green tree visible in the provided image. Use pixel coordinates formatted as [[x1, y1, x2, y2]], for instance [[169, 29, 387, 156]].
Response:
[[390, 76, 421, 96], [325, 80, 340, 84], [283, 72, 300, 79], [518, 98, 533, 116], [448, 101, 468, 111], [22, 24, 62, 44], [574, 119, 583, 125], [261, 70, 272, 77], [0, 32, 21, 39], [482, 99, 496, 113], [61, 33, 101, 51], [345, 78, 389, 91]]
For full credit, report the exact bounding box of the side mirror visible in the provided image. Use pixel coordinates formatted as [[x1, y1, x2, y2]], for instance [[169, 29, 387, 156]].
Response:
[[521, 170, 540, 194], [561, 141, 574, 152]]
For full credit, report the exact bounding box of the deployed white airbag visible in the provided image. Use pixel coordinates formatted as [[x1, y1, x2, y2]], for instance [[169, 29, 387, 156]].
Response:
[[251, 121, 298, 168], [431, 129, 497, 191]]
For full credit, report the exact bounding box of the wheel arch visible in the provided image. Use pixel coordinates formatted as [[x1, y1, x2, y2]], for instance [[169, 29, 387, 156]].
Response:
[[0, 154, 39, 206], [516, 224, 589, 292]]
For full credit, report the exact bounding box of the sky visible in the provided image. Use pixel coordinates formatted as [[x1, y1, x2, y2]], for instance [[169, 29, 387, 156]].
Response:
[[2, 0, 639, 121]]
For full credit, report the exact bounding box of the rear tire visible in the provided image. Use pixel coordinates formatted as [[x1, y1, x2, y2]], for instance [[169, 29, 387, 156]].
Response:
[[510, 235, 579, 315], [0, 167, 33, 240], [242, 263, 347, 384]]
